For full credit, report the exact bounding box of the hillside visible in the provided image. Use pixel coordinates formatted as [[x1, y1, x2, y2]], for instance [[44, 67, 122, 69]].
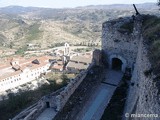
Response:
[[0, 3, 159, 51]]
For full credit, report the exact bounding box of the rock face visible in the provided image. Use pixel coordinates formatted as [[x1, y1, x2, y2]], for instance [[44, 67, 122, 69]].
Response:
[[102, 14, 160, 120]]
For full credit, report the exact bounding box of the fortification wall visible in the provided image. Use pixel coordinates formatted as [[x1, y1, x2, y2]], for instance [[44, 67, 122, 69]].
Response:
[[102, 14, 160, 119], [102, 16, 142, 71], [123, 37, 160, 120], [54, 63, 93, 111], [12, 62, 94, 120], [12, 98, 46, 120]]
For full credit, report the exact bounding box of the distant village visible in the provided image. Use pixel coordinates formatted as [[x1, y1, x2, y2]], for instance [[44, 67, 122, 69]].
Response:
[[0, 43, 92, 98]]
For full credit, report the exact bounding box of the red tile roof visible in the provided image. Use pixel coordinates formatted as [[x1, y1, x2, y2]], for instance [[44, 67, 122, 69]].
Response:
[[0, 55, 52, 81]]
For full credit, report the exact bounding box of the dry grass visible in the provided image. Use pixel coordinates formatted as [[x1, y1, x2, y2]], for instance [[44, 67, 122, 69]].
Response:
[[142, 15, 160, 75]]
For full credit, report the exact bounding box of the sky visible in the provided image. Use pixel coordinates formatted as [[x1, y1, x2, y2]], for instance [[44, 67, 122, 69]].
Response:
[[0, 0, 157, 8]]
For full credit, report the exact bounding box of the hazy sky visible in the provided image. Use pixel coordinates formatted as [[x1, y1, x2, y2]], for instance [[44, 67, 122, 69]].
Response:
[[0, 0, 157, 8]]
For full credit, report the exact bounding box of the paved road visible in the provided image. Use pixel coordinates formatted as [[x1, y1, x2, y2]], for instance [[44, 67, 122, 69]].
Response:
[[25, 46, 91, 54], [82, 89, 108, 120], [36, 108, 57, 120], [103, 69, 123, 86], [79, 69, 123, 120]]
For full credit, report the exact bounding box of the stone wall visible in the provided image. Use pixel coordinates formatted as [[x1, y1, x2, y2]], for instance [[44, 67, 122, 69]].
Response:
[[12, 98, 46, 120], [93, 49, 102, 66], [102, 15, 142, 72], [12, 87, 65, 120], [12, 62, 94, 120], [54, 62, 94, 111], [123, 36, 160, 120], [102, 14, 160, 119]]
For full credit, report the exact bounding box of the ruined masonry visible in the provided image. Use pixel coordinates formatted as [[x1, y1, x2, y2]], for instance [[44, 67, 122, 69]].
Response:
[[102, 15, 142, 72], [13, 13, 160, 120], [102, 14, 160, 120]]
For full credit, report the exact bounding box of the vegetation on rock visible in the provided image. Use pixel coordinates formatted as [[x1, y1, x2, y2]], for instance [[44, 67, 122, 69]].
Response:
[[142, 15, 160, 76], [119, 19, 134, 34]]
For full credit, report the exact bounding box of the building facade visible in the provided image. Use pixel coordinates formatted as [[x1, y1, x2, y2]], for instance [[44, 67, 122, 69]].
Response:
[[0, 56, 52, 93]]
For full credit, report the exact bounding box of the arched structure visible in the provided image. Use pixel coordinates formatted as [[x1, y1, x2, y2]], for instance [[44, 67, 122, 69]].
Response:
[[109, 54, 127, 72], [102, 17, 140, 75], [112, 58, 122, 70]]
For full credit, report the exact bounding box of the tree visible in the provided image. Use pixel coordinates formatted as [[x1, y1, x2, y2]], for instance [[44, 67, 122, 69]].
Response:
[[158, 0, 160, 7]]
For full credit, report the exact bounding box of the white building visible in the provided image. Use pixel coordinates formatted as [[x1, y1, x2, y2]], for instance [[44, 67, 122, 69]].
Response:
[[0, 56, 52, 93]]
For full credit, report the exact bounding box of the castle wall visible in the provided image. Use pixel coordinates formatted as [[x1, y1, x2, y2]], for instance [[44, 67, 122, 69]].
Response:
[[102, 17, 141, 72], [54, 62, 94, 111], [102, 15, 160, 119], [12, 98, 46, 120], [12, 62, 94, 120], [123, 37, 160, 120], [92, 49, 102, 66]]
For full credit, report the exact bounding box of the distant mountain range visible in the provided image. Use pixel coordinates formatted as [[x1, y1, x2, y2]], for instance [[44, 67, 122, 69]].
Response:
[[0, 3, 159, 52], [77, 3, 158, 9], [0, 3, 158, 14]]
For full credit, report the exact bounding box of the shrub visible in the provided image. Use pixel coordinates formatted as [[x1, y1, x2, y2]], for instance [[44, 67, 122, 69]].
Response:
[[119, 20, 134, 34], [15, 46, 27, 55]]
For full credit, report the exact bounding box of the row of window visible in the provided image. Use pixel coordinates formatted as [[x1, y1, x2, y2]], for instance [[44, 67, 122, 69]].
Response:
[[26, 70, 45, 78], [2, 74, 21, 82], [0, 65, 49, 89], [1, 77, 21, 86]]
